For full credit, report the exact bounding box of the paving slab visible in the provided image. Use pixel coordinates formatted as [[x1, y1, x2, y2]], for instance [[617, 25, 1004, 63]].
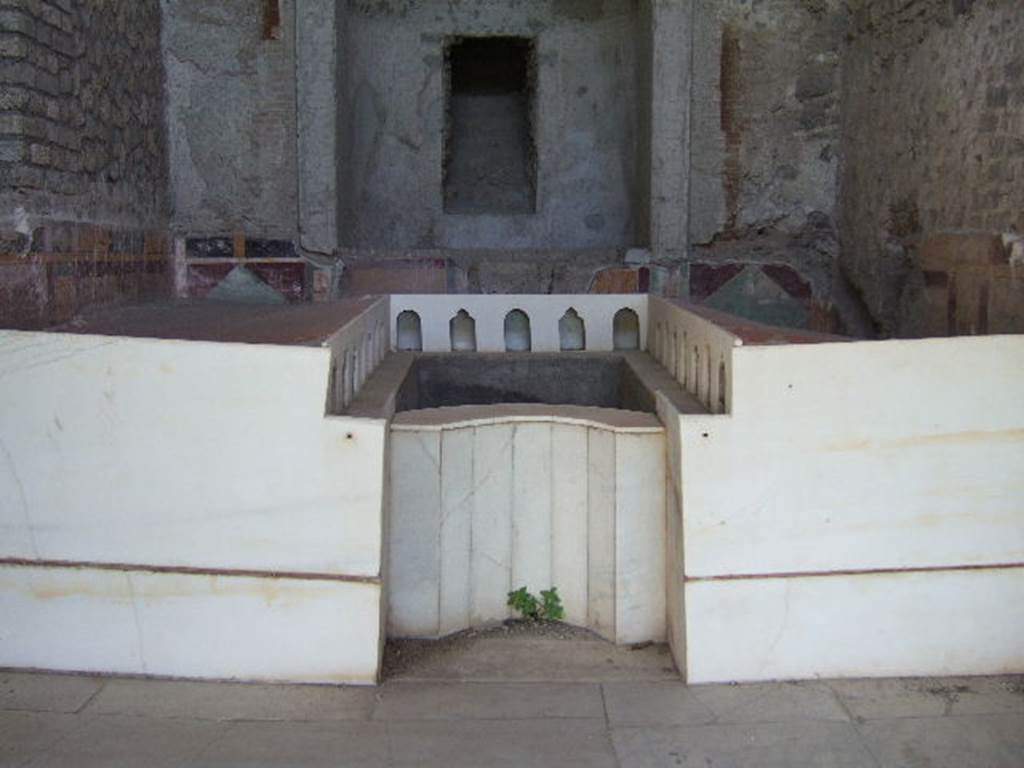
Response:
[[25, 714, 226, 768], [0, 712, 84, 768], [857, 713, 1024, 768], [0, 666, 1021, 768], [612, 721, 877, 768], [373, 682, 604, 721], [829, 678, 950, 720], [0, 672, 104, 714], [602, 682, 715, 727], [192, 720, 388, 768], [385, 637, 679, 683], [831, 675, 1024, 721], [386, 719, 618, 767], [85, 678, 375, 721], [691, 680, 850, 724], [941, 676, 1024, 716]]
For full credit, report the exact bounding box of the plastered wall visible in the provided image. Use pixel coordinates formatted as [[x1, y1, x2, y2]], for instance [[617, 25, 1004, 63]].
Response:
[[341, 0, 642, 250], [162, 0, 299, 241]]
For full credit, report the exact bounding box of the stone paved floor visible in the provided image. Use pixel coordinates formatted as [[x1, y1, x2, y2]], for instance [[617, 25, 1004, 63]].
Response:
[[2, 638, 1022, 767]]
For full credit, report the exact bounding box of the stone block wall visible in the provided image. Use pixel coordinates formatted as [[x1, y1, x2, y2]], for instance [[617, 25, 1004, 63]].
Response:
[[840, 0, 1024, 336], [0, 0, 170, 328]]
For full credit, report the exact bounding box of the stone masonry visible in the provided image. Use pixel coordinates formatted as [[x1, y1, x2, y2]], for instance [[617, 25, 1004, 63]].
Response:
[[0, 0, 171, 328], [687, 0, 853, 334], [1, 0, 1021, 336], [840, 0, 1024, 335], [0, 0, 167, 225]]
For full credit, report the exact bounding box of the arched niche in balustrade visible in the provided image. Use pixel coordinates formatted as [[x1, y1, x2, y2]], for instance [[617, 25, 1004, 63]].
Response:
[[328, 361, 339, 412], [559, 308, 586, 351], [351, 348, 362, 394], [613, 308, 640, 351], [678, 332, 688, 387], [362, 333, 373, 385], [691, 344, 702, 398], [343, 350, 356, 407], [705, 346, 714, 409], [718, 360, 728, 414], [450, 309, 477, 352], [504, 309, 532, 352], [396, 311, 422, 352], [375, 322, 386, 363]]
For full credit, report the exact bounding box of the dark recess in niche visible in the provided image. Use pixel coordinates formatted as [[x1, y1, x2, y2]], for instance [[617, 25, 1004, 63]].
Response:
[[443, 36, 537, 215], [263, 0, 281, 40]]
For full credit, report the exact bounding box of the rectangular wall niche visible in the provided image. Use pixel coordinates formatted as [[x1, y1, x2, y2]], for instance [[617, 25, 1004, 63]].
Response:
[[443, 36, 537, 215]]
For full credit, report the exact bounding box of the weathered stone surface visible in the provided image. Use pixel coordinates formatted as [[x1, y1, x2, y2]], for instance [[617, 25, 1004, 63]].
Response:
[[840, 0, 1024, 335], [0, 0, 167, 229], [690, 0, 845, 245], [162, 0, 298, 242], [0, 1, 171, 328], [898, 232, 1024, 338]]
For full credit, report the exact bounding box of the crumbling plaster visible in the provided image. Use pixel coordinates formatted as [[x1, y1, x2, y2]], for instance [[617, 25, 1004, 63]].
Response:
[[158, 0, 846, 261], [686, 0, 848, 308], [161, 0, 298, 240]]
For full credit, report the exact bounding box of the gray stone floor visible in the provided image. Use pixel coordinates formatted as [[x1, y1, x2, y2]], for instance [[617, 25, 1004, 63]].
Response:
[[2, 638, 1022, 767]]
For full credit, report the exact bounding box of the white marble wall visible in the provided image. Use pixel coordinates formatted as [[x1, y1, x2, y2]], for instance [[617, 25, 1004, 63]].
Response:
[[388, 414, 667, 644], [0, 324, 389, 684], [0, 564, 381, 684], [676, 333, 1024, 682]]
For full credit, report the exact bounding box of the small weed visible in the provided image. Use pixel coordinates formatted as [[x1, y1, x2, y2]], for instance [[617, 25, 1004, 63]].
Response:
[[507, 586, 565, 622], [540, 588, 565, 621], [507, 587, 541, 619]]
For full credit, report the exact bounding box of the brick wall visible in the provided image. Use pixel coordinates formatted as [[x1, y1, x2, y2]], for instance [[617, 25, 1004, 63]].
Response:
[[0, 0, 168, 224], [840, 0, 1024, 335], [0, 0, 170, 329]]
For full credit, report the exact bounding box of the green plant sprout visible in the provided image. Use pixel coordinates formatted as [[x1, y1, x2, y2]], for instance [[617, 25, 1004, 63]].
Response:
[[507, 586, 565, 621], [539, 588, 565, 621]]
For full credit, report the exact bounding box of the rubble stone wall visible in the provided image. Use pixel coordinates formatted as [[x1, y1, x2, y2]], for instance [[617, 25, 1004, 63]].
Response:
[[840, 0, 1024, 335]]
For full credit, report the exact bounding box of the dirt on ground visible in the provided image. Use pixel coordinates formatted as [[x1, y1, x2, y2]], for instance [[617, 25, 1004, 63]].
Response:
[[382, 619, 606, 679]]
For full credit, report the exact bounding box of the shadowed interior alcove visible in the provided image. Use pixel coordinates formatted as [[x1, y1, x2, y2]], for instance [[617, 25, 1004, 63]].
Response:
[[444, 36, 537, 215], [338, 1, 648, 249]]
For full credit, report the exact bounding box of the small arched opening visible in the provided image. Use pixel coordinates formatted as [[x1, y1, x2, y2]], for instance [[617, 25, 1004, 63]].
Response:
[[704, 345, 713, 409], [450, 309, 478, 352], [613, 308, 640, 350], [692, 345, 702, 398], [504, 309, 532, 352], [718, 361, 728, 414], [396, 311, 423, 352], [559, 308, 586, 351]]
